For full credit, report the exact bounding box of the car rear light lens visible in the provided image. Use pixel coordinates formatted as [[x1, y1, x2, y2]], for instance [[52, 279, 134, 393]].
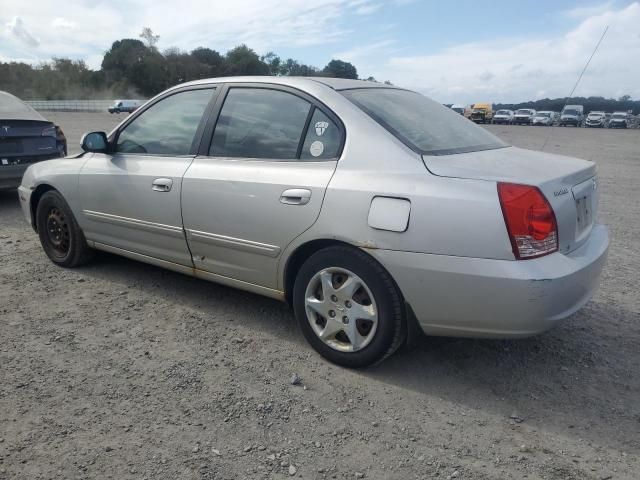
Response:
[[41, 126, 57, 137], [497, 182, 558, 259]]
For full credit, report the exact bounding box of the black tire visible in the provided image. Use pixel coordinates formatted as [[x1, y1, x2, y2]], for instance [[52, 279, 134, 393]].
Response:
[[36, 190, 94, 267], [293, 245, 406, 368]]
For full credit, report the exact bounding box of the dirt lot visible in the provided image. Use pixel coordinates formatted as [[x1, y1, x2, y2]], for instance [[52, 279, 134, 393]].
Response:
[[1, 114, 639, 479]]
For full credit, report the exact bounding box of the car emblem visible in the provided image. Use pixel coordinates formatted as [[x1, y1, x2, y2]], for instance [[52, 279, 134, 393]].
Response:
[[553, 187, 569, 197], [315, 121, 329, 136], [592, 178, 597, 191]]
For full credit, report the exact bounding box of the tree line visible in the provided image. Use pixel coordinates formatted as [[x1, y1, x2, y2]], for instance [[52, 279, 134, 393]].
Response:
[[0, 32, 362, 100], [495, 95, 639, 115]]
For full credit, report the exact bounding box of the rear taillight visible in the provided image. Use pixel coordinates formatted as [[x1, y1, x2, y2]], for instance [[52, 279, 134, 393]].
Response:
[[497, 182, 558, 260], [41, 126, 57, 137]]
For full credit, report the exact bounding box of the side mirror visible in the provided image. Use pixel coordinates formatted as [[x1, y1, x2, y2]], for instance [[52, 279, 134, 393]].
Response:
[[80, 131, 108, 153]]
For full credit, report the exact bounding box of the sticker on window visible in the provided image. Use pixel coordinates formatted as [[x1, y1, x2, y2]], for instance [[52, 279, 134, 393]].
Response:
[[309, 141, 324, 157], [315, 121, 329, 136]]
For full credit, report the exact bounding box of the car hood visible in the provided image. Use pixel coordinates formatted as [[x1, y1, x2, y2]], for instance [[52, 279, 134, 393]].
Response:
[[422, 146, 594, 186]]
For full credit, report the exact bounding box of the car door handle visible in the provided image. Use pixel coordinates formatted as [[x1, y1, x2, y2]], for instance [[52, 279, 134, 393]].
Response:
[[152, 178, 173, 192], [280, 188, 311, 205]]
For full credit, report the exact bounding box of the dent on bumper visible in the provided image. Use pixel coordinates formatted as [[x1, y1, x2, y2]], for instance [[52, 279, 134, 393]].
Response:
[[369, 225, 609, 338]]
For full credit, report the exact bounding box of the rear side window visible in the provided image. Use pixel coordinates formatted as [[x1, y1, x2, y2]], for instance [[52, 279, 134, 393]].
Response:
[[342, 88, 506, 156], [210, 88, 311, 159], [300, 109, 341, 160], [116, 88, 214, 155]]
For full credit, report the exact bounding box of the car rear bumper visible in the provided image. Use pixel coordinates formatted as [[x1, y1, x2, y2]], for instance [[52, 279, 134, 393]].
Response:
[[369, 224, 609, 338], [0, 164, 28, 190]]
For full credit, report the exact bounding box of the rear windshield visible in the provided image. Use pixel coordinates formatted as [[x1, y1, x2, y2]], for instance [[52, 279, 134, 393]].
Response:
[[341, 88, 506, 156]]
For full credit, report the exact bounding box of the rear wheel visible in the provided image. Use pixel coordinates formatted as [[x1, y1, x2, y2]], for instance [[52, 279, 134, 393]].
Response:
[[293, 246, 405, 368], [36, 190, 93, 267]]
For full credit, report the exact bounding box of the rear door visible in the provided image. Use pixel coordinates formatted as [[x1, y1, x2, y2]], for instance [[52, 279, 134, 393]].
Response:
[[181, 84, 344, 288], [79, 86, 217, 265]]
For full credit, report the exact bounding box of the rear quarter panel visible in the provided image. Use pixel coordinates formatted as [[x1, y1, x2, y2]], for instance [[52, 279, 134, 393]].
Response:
[[277, 94, 514, 290]]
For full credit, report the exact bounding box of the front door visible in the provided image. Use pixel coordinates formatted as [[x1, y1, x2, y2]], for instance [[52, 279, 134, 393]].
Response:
[[182, 85, 344, 288], [79, 87, 217, 266]]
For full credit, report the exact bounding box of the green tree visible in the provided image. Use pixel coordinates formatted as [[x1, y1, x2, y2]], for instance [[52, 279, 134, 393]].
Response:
[[224, 45, 269, 76], [323, 59, 358, 79], [191, 47, 225, 76], [102, 39, 167, 96], [261, 52, 282, 76], [139, 27, 160, 49]]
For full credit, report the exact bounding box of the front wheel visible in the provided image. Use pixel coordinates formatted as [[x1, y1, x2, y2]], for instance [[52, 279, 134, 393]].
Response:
[[293, 246, 406, 368], [36, 190, 94, 267]]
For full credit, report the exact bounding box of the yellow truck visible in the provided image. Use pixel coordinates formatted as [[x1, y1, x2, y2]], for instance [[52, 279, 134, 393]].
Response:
[[470, 103, 493, 123]]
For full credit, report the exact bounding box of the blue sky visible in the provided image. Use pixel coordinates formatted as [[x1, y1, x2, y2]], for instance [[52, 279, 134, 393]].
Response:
[[2, 0, 639, 102]]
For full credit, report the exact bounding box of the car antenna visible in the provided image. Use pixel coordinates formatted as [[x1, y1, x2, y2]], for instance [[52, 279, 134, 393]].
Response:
[[541, 25, 609, 152]]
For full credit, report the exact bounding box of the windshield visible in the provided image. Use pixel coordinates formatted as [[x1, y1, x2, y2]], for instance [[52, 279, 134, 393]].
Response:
[[536, 112, 551, 118], [516, 109, 532, 115], [612, 114, 626, 119], [563, 109, 579, 116], [451, 107, 464, 113], [342, 88, 507, 155], [589, 112, 604, 117], [496, 110, 511, 115]]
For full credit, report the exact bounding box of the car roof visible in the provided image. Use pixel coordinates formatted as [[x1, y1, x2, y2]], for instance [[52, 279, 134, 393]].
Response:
[[176, 76, 401, 92], [0, 90, 46, 121]]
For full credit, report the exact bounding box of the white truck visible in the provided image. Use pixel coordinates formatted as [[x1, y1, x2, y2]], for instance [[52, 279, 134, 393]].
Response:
[[108, 99, 142, 114]]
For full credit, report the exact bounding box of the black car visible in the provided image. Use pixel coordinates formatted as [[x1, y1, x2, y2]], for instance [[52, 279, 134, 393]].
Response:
[[0, 91, 67, 189]]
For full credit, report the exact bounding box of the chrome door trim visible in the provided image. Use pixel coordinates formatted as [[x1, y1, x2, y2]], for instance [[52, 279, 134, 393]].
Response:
[[92, 241, 285, 301], [83, 210, 184, 237], [186, 229, 281, 257]]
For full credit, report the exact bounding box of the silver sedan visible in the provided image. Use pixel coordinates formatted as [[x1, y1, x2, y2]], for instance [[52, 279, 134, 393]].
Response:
[[18, 77, 609, 367]]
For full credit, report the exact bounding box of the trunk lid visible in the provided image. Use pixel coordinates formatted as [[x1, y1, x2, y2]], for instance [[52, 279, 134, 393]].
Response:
[[422, 146, 598, 254], [0, 120, 57, 160]]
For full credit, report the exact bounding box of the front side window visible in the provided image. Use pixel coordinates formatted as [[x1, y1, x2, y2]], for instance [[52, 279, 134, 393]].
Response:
[[210, 88, 311, 159], [116, 88, 214, 155], [342, 88, 506, 156]]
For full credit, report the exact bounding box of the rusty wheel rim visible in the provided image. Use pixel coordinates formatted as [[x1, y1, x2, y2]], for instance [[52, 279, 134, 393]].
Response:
[[46, 207, 70, 257]]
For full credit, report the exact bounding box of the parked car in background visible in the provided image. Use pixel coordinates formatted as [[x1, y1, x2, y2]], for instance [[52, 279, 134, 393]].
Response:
[[450, 104, 468, 116], [0, 91, 67, 190], [470, 103, 493, 123], [108, 99, 142, 114], [492, 109, 514, 124], [18, 77, 609, 367], [608, 111, 631, 128], [559, 105, 584, 127], [531, 111, 555, 126], [513, 109, 535, 125], [585, 111, 609, 128]]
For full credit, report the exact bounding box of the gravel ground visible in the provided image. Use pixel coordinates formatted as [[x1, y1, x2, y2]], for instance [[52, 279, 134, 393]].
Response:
[[1, 114, 639, 479]]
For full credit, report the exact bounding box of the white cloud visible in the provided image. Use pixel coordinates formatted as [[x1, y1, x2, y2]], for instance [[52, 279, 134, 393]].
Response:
[[5, 16, 39, 47], [367, 2, 640, 103], [355, 3, 383, 15], [564, 1, 616, 18], [51, 17, 77, 30], [1, 0, 639, 105]]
